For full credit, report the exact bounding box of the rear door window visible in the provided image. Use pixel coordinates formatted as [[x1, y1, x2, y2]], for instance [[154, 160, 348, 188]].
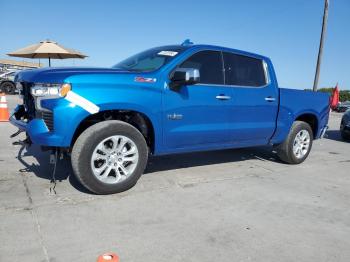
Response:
[[179, 51, 224, 85], [223, 52, 267, 87]]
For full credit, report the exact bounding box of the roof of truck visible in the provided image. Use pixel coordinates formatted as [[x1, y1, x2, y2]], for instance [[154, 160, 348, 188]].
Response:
[[161, 43, 269, 61], [189, 44, 268, 60]]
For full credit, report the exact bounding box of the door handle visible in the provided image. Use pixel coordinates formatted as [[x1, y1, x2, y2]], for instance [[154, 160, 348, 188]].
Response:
[[216, 95, 231, 100], [265, 96, 276, 102]]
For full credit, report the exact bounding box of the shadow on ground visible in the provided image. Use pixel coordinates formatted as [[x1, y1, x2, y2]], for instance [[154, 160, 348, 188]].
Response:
[[14, 143, 280, 194], [15, 144, 90, 193], [145, 146, 280, 174], [325, 130, 349, 143]]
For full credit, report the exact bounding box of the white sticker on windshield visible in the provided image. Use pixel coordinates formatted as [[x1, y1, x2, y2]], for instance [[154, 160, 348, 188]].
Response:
[[158, 51, 178, 57]]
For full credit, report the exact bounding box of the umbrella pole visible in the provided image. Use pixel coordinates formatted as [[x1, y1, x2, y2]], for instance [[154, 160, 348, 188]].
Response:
[[49, 57, 51, 67]]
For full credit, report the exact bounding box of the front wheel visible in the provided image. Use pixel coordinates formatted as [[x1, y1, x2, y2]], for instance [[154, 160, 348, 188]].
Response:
[[0, 81, 16, 94], [276, 121, 313, 164], [71, 120, 148, 194]]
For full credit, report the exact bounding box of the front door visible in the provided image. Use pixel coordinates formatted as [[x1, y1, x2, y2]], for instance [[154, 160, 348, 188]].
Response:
[[162, 50, 231, 151]]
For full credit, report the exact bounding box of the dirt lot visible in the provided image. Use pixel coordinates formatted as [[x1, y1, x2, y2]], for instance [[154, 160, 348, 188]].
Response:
[[1, 95, 349, 262]]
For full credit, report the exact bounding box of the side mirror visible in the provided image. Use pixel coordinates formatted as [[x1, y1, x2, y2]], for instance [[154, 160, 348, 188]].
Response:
[[169, 68, 200, 91]]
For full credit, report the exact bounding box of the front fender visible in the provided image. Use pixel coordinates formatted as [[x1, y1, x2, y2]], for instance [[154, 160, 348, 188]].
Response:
[[40, 98, 162, 150], [57, 74, 163, 148], [66, 101, 162, 148]]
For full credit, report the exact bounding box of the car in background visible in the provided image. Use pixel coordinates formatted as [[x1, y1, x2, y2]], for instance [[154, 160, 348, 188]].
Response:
[[335, 101, 350, 113], [0, 70, 18, 94], [340, 110, 350, 141]]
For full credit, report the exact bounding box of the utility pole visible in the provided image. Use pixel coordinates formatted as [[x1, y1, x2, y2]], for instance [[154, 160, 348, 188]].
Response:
[[313, 0, 329, 92]]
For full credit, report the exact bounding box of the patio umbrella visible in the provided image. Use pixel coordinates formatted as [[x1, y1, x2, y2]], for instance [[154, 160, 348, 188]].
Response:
[[7, 40, 87, 67]]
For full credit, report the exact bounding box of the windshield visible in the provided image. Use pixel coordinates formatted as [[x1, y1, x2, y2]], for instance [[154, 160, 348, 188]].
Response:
[[112, 46, 188, 72]]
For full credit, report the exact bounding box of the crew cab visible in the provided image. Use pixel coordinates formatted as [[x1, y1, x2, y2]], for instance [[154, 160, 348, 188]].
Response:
[[10, 42, 330, 194]]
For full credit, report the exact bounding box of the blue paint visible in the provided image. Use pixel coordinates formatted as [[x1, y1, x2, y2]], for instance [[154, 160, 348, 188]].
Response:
[[11, 44, 330, 155]]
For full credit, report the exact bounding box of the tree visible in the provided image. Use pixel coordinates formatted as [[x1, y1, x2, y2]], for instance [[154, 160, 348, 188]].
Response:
[[304, 88, 350, 102]]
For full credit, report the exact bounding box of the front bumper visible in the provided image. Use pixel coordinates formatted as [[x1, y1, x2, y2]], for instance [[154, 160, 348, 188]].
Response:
[[9, 96, 89, 147], [9, 105, 27, 130], [10, 105, 66, 146]]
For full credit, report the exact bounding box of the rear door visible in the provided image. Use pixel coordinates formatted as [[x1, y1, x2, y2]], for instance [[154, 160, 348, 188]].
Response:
[[162, 50, 231, 150], [223, 52, 278, 144]]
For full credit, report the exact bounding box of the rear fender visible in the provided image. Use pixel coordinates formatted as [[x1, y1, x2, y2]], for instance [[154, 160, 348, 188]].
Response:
[[271, 108, 326, 144], [270, 88, 329, 144]]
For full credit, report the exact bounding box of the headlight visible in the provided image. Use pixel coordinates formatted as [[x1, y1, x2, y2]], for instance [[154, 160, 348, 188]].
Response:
[[31, 83, 71, 98]]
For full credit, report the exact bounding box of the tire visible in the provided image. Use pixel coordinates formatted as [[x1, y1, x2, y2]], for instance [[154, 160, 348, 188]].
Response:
[[341, 131, 350, 141], [340, 121, 350, 141], [0, 81, 15, 94], [276, 121, 313, 164], [71, 120, 148, 194]]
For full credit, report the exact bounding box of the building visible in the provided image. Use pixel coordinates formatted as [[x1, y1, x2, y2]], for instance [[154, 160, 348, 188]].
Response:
[[0, 59, 41, 72]]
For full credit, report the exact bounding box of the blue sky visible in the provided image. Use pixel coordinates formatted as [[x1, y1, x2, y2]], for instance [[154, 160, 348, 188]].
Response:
[[1, 0, 349, 90]]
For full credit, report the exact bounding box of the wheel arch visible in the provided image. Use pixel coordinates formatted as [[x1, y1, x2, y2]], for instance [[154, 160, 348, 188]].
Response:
[[295, 112, 319, 139], [70, 109, 156, 153], [0, 80, 15, 85]]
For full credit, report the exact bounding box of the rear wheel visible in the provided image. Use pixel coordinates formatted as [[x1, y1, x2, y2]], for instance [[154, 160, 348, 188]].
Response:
[[276, 121, 313, 164], [0, 81, 15, 94], [71, 120, 148, 194]]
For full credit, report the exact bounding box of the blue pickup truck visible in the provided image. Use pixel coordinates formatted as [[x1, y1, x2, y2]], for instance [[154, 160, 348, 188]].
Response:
[[10, 42, 330, 194]]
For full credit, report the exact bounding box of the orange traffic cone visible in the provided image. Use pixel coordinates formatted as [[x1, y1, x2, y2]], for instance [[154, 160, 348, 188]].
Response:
[[0, 93, 9, 122], [97, 252, 119, 262]]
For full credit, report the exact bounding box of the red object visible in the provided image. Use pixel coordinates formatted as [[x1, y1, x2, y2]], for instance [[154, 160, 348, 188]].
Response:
[[97, 252, 119, 262], [0, 93, 9, 122], [330, 84, 339, 110]]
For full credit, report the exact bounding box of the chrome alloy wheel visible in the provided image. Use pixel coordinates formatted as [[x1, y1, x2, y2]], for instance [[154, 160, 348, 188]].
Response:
[[292, 130, 311, 159], [90, 135, 139, 184]]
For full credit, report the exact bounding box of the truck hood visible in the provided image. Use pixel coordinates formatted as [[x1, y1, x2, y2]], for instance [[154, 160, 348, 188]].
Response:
[[15, 67, 132, 83]]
